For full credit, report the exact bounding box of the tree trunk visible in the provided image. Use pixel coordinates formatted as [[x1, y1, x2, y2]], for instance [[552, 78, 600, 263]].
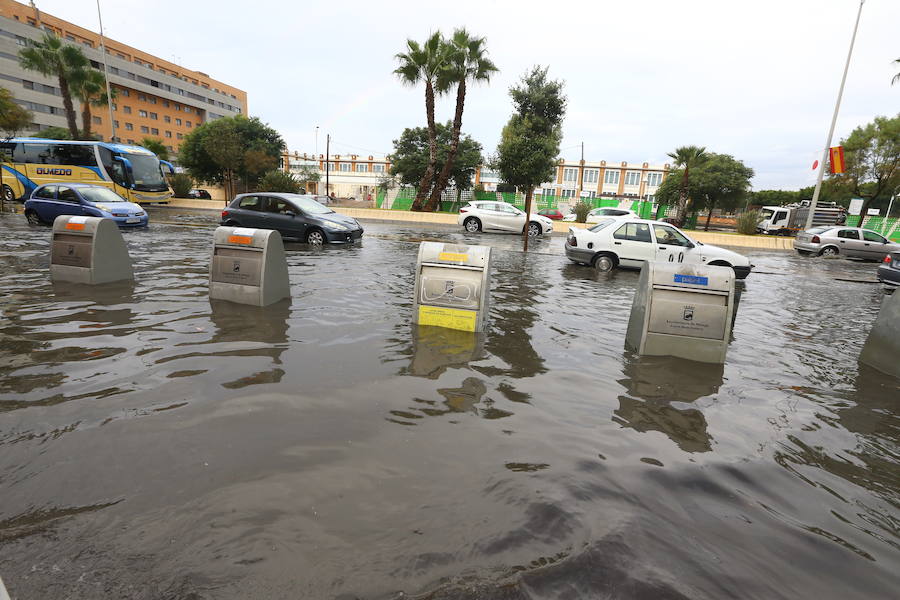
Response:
[[426, 79, 467, 212], [676, 165, 690, 224], [522, 186, 534, 251], [58, 72, 80, 139], [81, 102, 92, 140], [704, 198, 715, 231], [411, 81, 437, 212]]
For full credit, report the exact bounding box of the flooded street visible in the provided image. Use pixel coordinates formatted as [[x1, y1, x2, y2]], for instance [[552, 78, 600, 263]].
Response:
[[1, 211, 898, 599]]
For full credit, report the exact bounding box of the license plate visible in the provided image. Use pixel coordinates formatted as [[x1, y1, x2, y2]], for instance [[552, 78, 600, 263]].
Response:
[[126, 217, 141, 223]]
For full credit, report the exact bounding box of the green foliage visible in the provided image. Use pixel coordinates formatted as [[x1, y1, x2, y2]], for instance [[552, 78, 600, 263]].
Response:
[[654, 170, 682, 206], [32, 126, 72, 140], [258, 170, 301, 193], [0, 88, 32, 140], [389, 121, 483, 190], [574, 200, 591, 223], [140, 137, 168, 160], [495, 66, 566, 199], [736, 210, 761, 235], [291, 164, 320, 183], [749, 189, 802, 206], [689, 153, 754, 229], [169, 173, 194, 197], [71, 68, 115, 139]]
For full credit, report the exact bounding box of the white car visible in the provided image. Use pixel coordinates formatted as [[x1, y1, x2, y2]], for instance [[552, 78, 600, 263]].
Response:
[[564, 217, 752, 279], [562, 207, 638, 223], [458, 201, 554, 237]]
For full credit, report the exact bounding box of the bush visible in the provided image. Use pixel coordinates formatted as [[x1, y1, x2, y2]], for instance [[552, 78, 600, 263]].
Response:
[[170, 173, 193, 198], [258, 170, 301, 193], [736, 210, 760, 235], [574, 200, 592, 223]]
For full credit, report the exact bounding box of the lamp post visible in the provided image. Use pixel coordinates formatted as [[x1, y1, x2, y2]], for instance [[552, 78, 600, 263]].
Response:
[[96, 0, 115, 142]]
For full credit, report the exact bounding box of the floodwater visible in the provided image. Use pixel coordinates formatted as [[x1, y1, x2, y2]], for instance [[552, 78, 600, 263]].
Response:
[[0, 212, 898, 599]]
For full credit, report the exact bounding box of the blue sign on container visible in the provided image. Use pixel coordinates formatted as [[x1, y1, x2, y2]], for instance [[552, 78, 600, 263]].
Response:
[[674, 274, 708, 286]]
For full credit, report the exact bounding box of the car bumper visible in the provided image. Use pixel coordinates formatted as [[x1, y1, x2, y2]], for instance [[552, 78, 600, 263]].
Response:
[[543, 222, 554, 234], [565, 242, 595, 263], [110, 216, 149, 227], [733, 265, 752, 279], [324, 227, 364, 243], [793, 241, 821, 253], [877, 265, 900, 287]]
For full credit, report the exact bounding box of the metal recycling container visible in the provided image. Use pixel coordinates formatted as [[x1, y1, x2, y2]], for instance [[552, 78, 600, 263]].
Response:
[[209, 226, 290, 306], [50, 215, 134, 284], [413, 241, 491, 332]]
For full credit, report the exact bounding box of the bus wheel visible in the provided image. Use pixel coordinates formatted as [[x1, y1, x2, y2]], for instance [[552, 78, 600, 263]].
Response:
[[1, 185, 14, 203]]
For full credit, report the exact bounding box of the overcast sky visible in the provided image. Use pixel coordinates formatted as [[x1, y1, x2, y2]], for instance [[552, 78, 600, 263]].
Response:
[[36, 0, 899, 190]]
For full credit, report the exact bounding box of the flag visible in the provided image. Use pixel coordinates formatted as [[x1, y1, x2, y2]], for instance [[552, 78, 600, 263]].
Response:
[[829, 146, 845, 174]]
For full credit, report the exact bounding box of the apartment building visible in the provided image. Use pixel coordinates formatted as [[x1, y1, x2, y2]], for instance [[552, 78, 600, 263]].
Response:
[[282, 151, 392, 199], [477, 159, 670, 203], [0, 0, 247, 157]]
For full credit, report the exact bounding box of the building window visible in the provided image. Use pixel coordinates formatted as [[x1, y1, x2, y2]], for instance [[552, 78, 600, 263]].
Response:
[[151, 128, 159, 135], [561, 189, 576, 198], [646, 172, 663, 187], [583, 169, 599, 184], [139, 110, 148, 117], [138, 93, 146, 101], [175, 104, 181, 111], [625, 171, 641, 186], [356, 163, 368, 172], [120, 89, 129, 97], [127, 139, 134, 144], [113, 120, 119, 128], [22, 80, 34, 90], [123, 106, 132, 114], [542, 188, 555, 197], [372, 164, 385, 173], [163, 115, 171, 123], [562, 167, 578, 183], [604, 170, 620, 185], [149, 112, 158, 120], [92, 116, 102, 124], [166, 145, 173, 152], [165, 131, 172, 138], [177, 133, 183, 140], [140, 126, 149, 133], [184, 106, 192, 114], [186, 121, 192, 128], [148, 97, 156, 104], [125, 123, 133, 131], [175, 118, 182, 126], [339, 163, 351, 172], [647, 194, 656, 203]]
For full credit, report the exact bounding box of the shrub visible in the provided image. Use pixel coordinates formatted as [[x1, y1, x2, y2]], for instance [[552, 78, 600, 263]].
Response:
[[258, 170, 301, 193], [574, 200, 592, 223], [736, 210, 760, 235], [169, 173, 193, 198]]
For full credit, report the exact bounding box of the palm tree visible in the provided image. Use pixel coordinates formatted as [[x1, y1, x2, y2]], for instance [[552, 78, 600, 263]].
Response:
[[18, 32, 88, 139], [893, 58, 900, 85], [394, 33, 452, 211], [667, 145, 707, 224], [426, 29, 498, 212], [71, 68, 116, 140]]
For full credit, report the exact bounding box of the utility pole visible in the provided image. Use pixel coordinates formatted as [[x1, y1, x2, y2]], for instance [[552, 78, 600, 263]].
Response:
[[325, 134, 330, 197], [806, 0, 864, 230], [96, 0, 116, 142]]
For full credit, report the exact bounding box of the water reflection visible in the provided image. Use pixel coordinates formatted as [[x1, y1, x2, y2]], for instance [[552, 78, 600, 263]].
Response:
[[403, 325, 485, 379], [613, 354, 723, 453]]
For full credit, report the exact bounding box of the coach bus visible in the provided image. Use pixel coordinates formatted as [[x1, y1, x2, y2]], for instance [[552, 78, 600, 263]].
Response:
[[0, 138, 174, 204]]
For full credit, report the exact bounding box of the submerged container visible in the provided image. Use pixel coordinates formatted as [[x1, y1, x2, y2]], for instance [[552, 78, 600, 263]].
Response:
[[209, 226, 290, 306], [50, 215, 134, 284], [413, 242, 491, 332]]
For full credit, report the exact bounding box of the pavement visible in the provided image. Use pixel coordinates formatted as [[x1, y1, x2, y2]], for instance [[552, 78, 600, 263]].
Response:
[[163, 198, 795, 251]]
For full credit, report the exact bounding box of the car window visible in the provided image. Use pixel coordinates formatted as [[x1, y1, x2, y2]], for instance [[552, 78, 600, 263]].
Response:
[[268, 197, 295, 214], [614, 222, 652, 243], [57, 187, 80, 203], [652, 224, 692, 247], [588, 218, 615, 232], [80, 187, 126, 204], [34, 185, 56, 199], [862, 230, 887, 243], [500, 203, 519, 214], [837, 229, 860, 240], [238, 196, 263, 211]]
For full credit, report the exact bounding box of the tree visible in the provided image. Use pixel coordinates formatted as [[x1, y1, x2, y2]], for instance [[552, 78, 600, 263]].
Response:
[[667, 145, 707, 225], [258, 170, 301, 193], [71, 68, 115, 139], [389, 122, 483, 191], [749, 189, 801, 207], [829, 113, 900, 221], [494, 66, 566, 250], [18, 32, 88, 139], [893, 58, 900, 86], [688, 153, 755, 230], [140, 137, 168, 160], [0, 87, 33, 205], [426, 29, 498, 212], [31, 126, 72, 140], [394, 33, 453, 211]]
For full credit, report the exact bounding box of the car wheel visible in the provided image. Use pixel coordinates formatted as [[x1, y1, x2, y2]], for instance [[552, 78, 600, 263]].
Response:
[[306, 228, 325, 246], [464, 217, 481, 233], [593, 253, 615, 272], [1, 184, 14, 203], [25, 210, 41, 226], [527, 222, 542, 237], [820, 246, 839, 257]]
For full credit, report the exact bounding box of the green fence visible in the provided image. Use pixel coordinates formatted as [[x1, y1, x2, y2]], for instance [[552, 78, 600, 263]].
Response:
[[845, 216, 900, 241], [377, 188, 559, 213]]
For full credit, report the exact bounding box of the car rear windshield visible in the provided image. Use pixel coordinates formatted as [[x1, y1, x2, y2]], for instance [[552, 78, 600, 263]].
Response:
[[287, 195, 333, 214], [80, 187, 127, 204], [588, 218, 615, 232]]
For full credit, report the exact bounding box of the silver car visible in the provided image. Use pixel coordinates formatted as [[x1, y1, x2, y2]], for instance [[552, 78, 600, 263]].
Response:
[[794, 226, 900, 260]]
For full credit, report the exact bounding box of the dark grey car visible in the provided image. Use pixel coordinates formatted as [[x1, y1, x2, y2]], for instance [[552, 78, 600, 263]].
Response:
[[221, 193, 363, 245], [878, 251, 900, 290]]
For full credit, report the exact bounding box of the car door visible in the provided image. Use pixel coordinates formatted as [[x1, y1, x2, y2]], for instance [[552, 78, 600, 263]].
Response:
[[479, 203, 502, 231], [55, 186, 85, 220], [30, 185, 57, 221], [861, 229, 891, 260], [834, 228, 864, 257], [266, 196, 307, 240], [651, 223, 696, 264], [501, 203, 526, 232], [233, 195, 268, 228], [611, 221, 655, 267]]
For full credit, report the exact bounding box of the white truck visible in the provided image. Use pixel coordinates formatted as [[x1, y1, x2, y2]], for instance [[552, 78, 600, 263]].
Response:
[[756, 201, 847, 235]]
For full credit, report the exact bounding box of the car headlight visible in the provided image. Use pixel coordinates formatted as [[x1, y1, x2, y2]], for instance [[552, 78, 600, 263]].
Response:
[[95, 204, 111, 212], [322, 221, 348, 231]]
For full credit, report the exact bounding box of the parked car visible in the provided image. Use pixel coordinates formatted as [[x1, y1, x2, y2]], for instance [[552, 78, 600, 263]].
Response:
[[24, 183, 148, 227], [562, 207, 638, 223], [538, 208, 565, 220], [187, 189, 212, 199], [794, 226, 900, 261], [565, 217, 752, 279], [458, 201, 553, 237], [221, 192, 363, 245], [877, 250, 900, 290]]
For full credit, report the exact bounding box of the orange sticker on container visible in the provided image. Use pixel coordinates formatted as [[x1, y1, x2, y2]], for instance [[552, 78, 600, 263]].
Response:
[[228, 235, 253, 245], [65, 222, 85, 231]]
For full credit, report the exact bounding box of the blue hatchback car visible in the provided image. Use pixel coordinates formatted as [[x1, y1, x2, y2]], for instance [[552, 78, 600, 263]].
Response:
[[24, 183, 149, 227]]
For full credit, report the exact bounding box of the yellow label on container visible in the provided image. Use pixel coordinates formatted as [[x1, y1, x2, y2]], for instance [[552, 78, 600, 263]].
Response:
[[438, 252, 468, 262], [418, 305, 477, 332]]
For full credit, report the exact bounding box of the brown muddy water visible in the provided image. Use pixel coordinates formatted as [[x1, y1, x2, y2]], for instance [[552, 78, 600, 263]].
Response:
[[0, 212, 898, 599]]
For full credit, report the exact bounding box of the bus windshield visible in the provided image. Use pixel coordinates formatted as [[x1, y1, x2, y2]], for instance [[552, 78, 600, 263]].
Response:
[[125, 153, 167, 191]]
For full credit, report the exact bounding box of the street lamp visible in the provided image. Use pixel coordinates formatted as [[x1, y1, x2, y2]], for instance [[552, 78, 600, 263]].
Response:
[[96, 0, 115, 142]]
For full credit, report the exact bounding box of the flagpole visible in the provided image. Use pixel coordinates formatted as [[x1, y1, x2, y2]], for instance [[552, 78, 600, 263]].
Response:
[[805, 0, 864, 231]]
